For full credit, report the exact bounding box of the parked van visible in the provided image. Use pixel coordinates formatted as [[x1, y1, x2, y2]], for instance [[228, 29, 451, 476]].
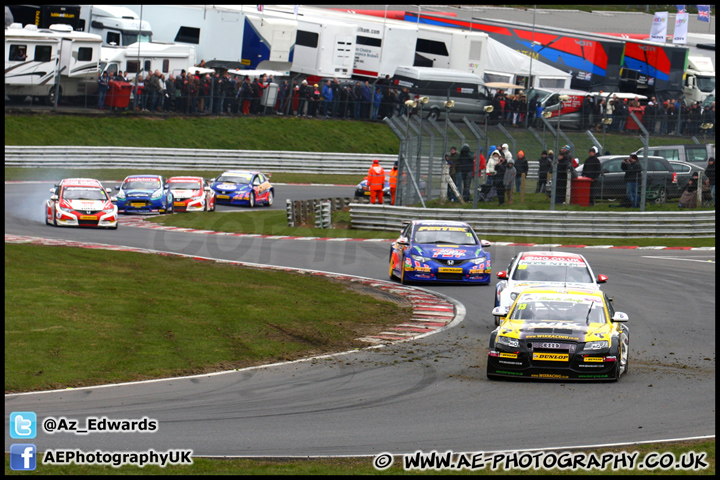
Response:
[[633, 143, 715, 170], [391, 66, 492, 120], [526, 87, 589, 129]]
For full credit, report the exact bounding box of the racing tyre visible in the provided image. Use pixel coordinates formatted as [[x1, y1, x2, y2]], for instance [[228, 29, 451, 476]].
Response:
[[249, 192, 256, 208], [399, 257, 408, 285], [388, 256, 396, 280], [52, 208, 58, 227], [265, 190, 274, 207]]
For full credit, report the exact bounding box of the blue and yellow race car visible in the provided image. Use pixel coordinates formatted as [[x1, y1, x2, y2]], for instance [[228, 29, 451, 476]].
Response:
[[115, 174, 173, 214], [488, 287, 630, 381], [389, 220, 492, 284], [210, 170, 274, 207]]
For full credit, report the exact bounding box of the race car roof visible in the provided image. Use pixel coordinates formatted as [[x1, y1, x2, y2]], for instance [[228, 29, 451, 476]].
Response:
[[218, 170, 260, 177], [519, 252, 586, 263], [60, 178, 104, 188], [124, 175, 162, 181], [414, 220, 471, 227], [517, 286, 602, 296], [168, 176, 204, 183]]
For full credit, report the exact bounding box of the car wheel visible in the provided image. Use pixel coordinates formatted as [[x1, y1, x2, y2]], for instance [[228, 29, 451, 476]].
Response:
[[249, 192, 256, 208], [388, 257, 395, 280], [399, 256, 408, 285], [265, 190, 274, 207], [52, 207, 58, 227], [427, 108, 440, 121], [653, 187, 666, 204], [46, 86, 60, 106]]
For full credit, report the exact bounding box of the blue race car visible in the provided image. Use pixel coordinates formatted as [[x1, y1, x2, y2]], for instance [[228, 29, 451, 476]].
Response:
[[210, 170, 274, 207], [115, 175, 173, 214], [389, 220, 492, 284]]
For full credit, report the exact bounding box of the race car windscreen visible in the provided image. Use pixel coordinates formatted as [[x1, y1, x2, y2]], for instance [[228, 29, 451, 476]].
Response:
[[413, 226, 478, 245], [509, 295, 606, 323], [123, 179, 161, 190], [511, 260, 593, 283], [169, 181, 202, 190], [62, 187, 108, 201], [216, 174, 252, 184]]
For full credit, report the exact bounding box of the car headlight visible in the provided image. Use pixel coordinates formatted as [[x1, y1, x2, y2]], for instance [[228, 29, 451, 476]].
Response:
[[583, 341, 609, 351], [510, 291, 519, 302], [151, 189, 163, 199], [57, 205, 74, 214], [116, 191, 126, 199], [103, 207, 116, 214], [470, 255, 487, 264], [496, 336, 519, 348], [410, 254, 431, 263]]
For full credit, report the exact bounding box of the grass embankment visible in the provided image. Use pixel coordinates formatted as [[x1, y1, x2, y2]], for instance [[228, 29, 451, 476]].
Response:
[[4, 244, 411, 393]]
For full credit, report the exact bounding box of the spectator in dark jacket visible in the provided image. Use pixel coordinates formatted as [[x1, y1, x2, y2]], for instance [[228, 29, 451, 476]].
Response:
[[457, 144, 475, 202], [582, 146, 602, 206], [706, 156, 715, 205], [536, 150, 551, 194], [621, 154, 642, 207], [555, 151, 570, 204], [514, 150, 528, 193]]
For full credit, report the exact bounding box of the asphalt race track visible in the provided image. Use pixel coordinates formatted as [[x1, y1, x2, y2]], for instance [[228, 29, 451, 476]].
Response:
[[4, 182, 716, 456]]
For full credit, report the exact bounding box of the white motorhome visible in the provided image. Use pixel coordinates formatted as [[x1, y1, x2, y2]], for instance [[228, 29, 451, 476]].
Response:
[[79, 5, 152, 47], [415, 23, 489, 75], [124, 5, 295, 70], [5, 23, 101, 104], [683, 56, 715, 106], [99, 42, 198, 80], [392, 65, 492, 120]]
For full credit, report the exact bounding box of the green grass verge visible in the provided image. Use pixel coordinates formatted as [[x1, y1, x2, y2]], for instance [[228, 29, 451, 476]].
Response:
[[4, 115, 400, 153], [4, 439, 714, 475], [4, 244, 412, 393]]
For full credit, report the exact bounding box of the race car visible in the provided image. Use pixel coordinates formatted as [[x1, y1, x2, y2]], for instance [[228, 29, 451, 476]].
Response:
[[487, 287, 630, 381], [355, 175, 391, 198], [494, 251, 608, 325], [389, 220, 492, 284], [354, 175, 427, 199], [46, 178, 118, 229], [167, 176, 216, 212], [115, 175, 174, 214], [210, 170, 274, 207]]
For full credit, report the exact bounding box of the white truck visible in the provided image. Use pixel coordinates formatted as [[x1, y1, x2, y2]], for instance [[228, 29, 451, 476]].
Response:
[[99, 42, 199, 80], [79, 5, 152, 47], [123, 5, 295, 71], [683, 55, 715, 106], [5, 23, 102, 104]]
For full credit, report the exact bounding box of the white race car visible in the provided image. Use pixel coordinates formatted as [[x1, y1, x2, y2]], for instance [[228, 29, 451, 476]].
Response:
[[46, 178, 118, 229], [494, 251, 607, 325]]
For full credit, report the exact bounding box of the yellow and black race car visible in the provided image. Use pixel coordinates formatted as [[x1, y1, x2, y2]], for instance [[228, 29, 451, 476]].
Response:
[[487, 287, 629, 381]]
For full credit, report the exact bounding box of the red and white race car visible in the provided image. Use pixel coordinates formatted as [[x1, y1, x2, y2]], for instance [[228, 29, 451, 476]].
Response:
[[494, 251, 608, 325], [167, 176, 216, 212], [46, 178, 118, 229]]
